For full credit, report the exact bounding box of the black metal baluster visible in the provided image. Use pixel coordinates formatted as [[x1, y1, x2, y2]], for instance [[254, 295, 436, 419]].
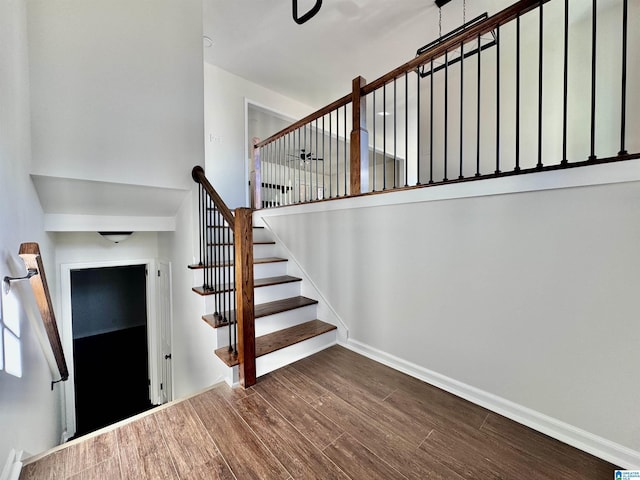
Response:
[[198, 185, 203, 268], [329, 112, 333, 197], [417, 67, 421, 185], [297, 128, 302, 202], [315, 119, 319, 198], [336, 111, 340, 195], [459, 40, 464, 179], [537, 3, 544, 169], [589, 0, 597, 161], [516, 14, 521, 171], [267, 143, 271, 206], [393, 78, 397, 188], [444, 49, 449, 181], [383, 83, 387, 189], [430, 58, 434, 184], [344, 105, 347, 195], [561, 0, 569, 165], [336, 112, 340, 194], [277, 137, 282, 205], [619, 0, 628, 156], [322, 116, 325, 196], [476, 33, 481, 177], [405, 72, 409, 186], [373, 90, 377, 191], [305, 124, 309, 202], [495, 24, 501, 174]]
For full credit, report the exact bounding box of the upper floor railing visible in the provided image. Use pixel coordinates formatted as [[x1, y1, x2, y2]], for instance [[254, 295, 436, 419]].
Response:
[[254, 0, 638, 207]]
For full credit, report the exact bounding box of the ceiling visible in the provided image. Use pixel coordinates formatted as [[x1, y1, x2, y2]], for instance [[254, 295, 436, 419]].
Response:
[[203, 0, 513, 109]]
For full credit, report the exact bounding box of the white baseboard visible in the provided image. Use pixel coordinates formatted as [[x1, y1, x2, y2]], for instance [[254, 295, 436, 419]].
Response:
[[1, 449, 23, 480], [342, 338, 640, 470]]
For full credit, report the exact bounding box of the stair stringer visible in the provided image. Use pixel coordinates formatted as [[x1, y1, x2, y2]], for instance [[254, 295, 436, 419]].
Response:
[[255, 215, 349, 344], [194, 224, 338, 386]]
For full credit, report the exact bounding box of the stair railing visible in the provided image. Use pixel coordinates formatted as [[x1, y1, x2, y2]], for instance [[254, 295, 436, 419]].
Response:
[[254, 0, 638, 206], [3, 243, 69, 387], [192, 166, 256, 387]]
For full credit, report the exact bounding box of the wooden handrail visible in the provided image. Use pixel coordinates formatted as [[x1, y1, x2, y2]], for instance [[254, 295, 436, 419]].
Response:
[[255, 93, 352, 148], [362, 0, 548, 94], [192, 166, 235, 228], [18, 242, 69, 382]]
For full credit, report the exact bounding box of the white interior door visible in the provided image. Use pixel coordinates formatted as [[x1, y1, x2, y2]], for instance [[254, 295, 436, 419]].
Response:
[[157, 261, 173, 403]]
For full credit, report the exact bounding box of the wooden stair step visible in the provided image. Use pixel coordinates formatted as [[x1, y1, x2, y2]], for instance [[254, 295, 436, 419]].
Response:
[[188, 257, 287, 270], [192, 275, 301, 296], [255, 296, 318, 318], [214, 320, 337, 367], [202, 296, 318, 328]]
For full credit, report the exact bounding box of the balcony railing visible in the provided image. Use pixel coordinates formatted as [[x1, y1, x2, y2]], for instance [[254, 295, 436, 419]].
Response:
[[254, 0, 638, 207]]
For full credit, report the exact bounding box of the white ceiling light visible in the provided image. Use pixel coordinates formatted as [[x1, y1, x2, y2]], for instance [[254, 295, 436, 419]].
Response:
[[98, 232, 133, 244]]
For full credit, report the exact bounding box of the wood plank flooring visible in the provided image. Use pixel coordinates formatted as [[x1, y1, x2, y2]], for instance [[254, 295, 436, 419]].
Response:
[[20, 345, 619, 479]]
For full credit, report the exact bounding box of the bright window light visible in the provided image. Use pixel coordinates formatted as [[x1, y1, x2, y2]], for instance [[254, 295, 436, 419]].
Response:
[[0, 293, 4, 371], [2, 289, 20, 336], [4, 329, 22, 378]]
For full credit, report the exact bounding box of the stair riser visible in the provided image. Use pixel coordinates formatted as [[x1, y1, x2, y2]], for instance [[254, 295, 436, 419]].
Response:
[[203, 281, 302, 312], [192, 261, 287, 284], [252, 244, 278, 258], [253, 282, 301, 304], [254, 261, 287, 279], [256, 330, 337, 378], [252, 230, 274, 243], [213, 305, 319, 347], [222, 330, 337, 387]]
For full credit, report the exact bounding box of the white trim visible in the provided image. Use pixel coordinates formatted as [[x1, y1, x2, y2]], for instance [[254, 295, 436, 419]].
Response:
[[342, 338, 640, 470], [59, 258, 159, 438], [255, 158, 640, 217]]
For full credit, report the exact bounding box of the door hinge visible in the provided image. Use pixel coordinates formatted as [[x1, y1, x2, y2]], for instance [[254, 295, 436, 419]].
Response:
[[158, 270, 161, 277], [160, 383, 163, 390]]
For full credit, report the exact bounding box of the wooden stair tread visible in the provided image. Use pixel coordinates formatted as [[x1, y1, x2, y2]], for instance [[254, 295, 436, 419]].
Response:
[[192, 275, 301, 296], [214, 320, 336, 367], [202, 296, 318, 328], [187, 257, 287, 270], [255, 296, 318, 318]]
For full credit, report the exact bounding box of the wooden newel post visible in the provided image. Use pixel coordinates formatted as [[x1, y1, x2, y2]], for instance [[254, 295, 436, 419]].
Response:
[[251, 137, 261, 210], [350, 76, 369, 194], [234, 208, 256, 387]]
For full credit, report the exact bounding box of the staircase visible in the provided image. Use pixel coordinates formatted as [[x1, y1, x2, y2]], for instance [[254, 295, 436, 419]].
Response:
[[190, 167, 337, 386]]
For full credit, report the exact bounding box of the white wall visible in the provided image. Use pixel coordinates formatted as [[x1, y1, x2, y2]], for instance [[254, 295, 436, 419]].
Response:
[[0, 0, 63, 462], [256, 165, 640, 467], [203, 62, 313, 208], [26, 0, 205, 190]]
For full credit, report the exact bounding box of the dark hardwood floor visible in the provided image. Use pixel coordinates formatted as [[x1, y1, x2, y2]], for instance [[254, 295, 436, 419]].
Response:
[[20, 345, 619, 479]]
